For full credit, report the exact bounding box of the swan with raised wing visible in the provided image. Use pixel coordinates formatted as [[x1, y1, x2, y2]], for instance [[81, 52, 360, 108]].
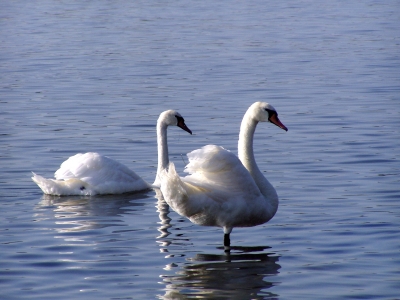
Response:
[[159, 102, 287, 248], [32, 110, 192, 196]]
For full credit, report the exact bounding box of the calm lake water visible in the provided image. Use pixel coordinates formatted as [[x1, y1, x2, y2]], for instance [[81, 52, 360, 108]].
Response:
[[1, 1, 399, 299]]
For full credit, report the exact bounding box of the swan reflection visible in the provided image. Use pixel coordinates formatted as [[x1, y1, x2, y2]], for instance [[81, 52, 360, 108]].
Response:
[[155, 189, 172, 240], [155, 188, 192, 250], [160, 250, 280, 299], [35, 192, 151, 234], [154, 189, 281, 299]]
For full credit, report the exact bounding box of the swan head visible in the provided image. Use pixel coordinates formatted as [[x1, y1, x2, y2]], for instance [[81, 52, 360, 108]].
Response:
[[159, 110, 192, 134], [251, 102, 288, 131]]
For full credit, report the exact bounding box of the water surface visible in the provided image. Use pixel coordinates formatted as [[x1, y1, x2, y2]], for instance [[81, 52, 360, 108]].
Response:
[[1, 1, 399, 299]]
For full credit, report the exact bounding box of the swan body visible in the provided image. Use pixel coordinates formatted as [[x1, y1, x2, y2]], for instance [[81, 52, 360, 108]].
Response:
[[160, 102, 287, 246], [32, 153, 149, 196], [32, 110, 192, 196]]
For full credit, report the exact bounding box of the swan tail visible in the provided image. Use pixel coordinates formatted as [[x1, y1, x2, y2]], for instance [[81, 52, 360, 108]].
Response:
[[31, 172, 92, 196], [159, 163, 195, 214], [160, 163, 215, 222], [159, 163, 188, 203]]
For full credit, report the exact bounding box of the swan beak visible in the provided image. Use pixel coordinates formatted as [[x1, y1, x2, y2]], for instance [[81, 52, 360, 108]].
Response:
[[269, 114, 288, 131], [177, 120, 192, 135]]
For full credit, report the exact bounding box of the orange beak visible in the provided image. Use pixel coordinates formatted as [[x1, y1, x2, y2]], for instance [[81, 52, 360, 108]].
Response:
[[177, 119, 192, 135], [269, 114, 288, 131]]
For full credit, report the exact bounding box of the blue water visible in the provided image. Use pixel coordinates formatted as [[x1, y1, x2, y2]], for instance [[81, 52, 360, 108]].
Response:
[[1, 1, 399, 299]]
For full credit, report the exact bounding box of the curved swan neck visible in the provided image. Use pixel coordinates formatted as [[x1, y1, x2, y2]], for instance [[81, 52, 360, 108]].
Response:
[[238, 108, 279, 213], [155, 120, 169, 183], [238, 111, 259, 178]]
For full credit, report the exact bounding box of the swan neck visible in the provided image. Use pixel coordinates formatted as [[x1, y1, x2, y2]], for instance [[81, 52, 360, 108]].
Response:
[[156, 122, 169, 177], [238, 110, 279, 217], [238, 113, 258, 175]]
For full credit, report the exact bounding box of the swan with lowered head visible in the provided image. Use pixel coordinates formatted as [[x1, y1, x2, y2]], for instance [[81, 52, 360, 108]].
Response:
[[159, 102, 287, 247], [32, 110, 192, 196]]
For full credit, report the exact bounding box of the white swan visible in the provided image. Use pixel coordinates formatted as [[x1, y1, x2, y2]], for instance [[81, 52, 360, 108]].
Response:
[[32, 110, 192, 196], [159, 102, 287, 247]]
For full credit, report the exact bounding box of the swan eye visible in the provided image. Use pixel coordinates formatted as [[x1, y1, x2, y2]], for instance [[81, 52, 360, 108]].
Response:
[[265, 108, 277, 119], [175, 115, 185, 123]]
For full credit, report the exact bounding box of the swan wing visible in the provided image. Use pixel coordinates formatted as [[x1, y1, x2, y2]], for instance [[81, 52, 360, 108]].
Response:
[[183, 145, 261, 198], [160, 145, 267, 229]]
